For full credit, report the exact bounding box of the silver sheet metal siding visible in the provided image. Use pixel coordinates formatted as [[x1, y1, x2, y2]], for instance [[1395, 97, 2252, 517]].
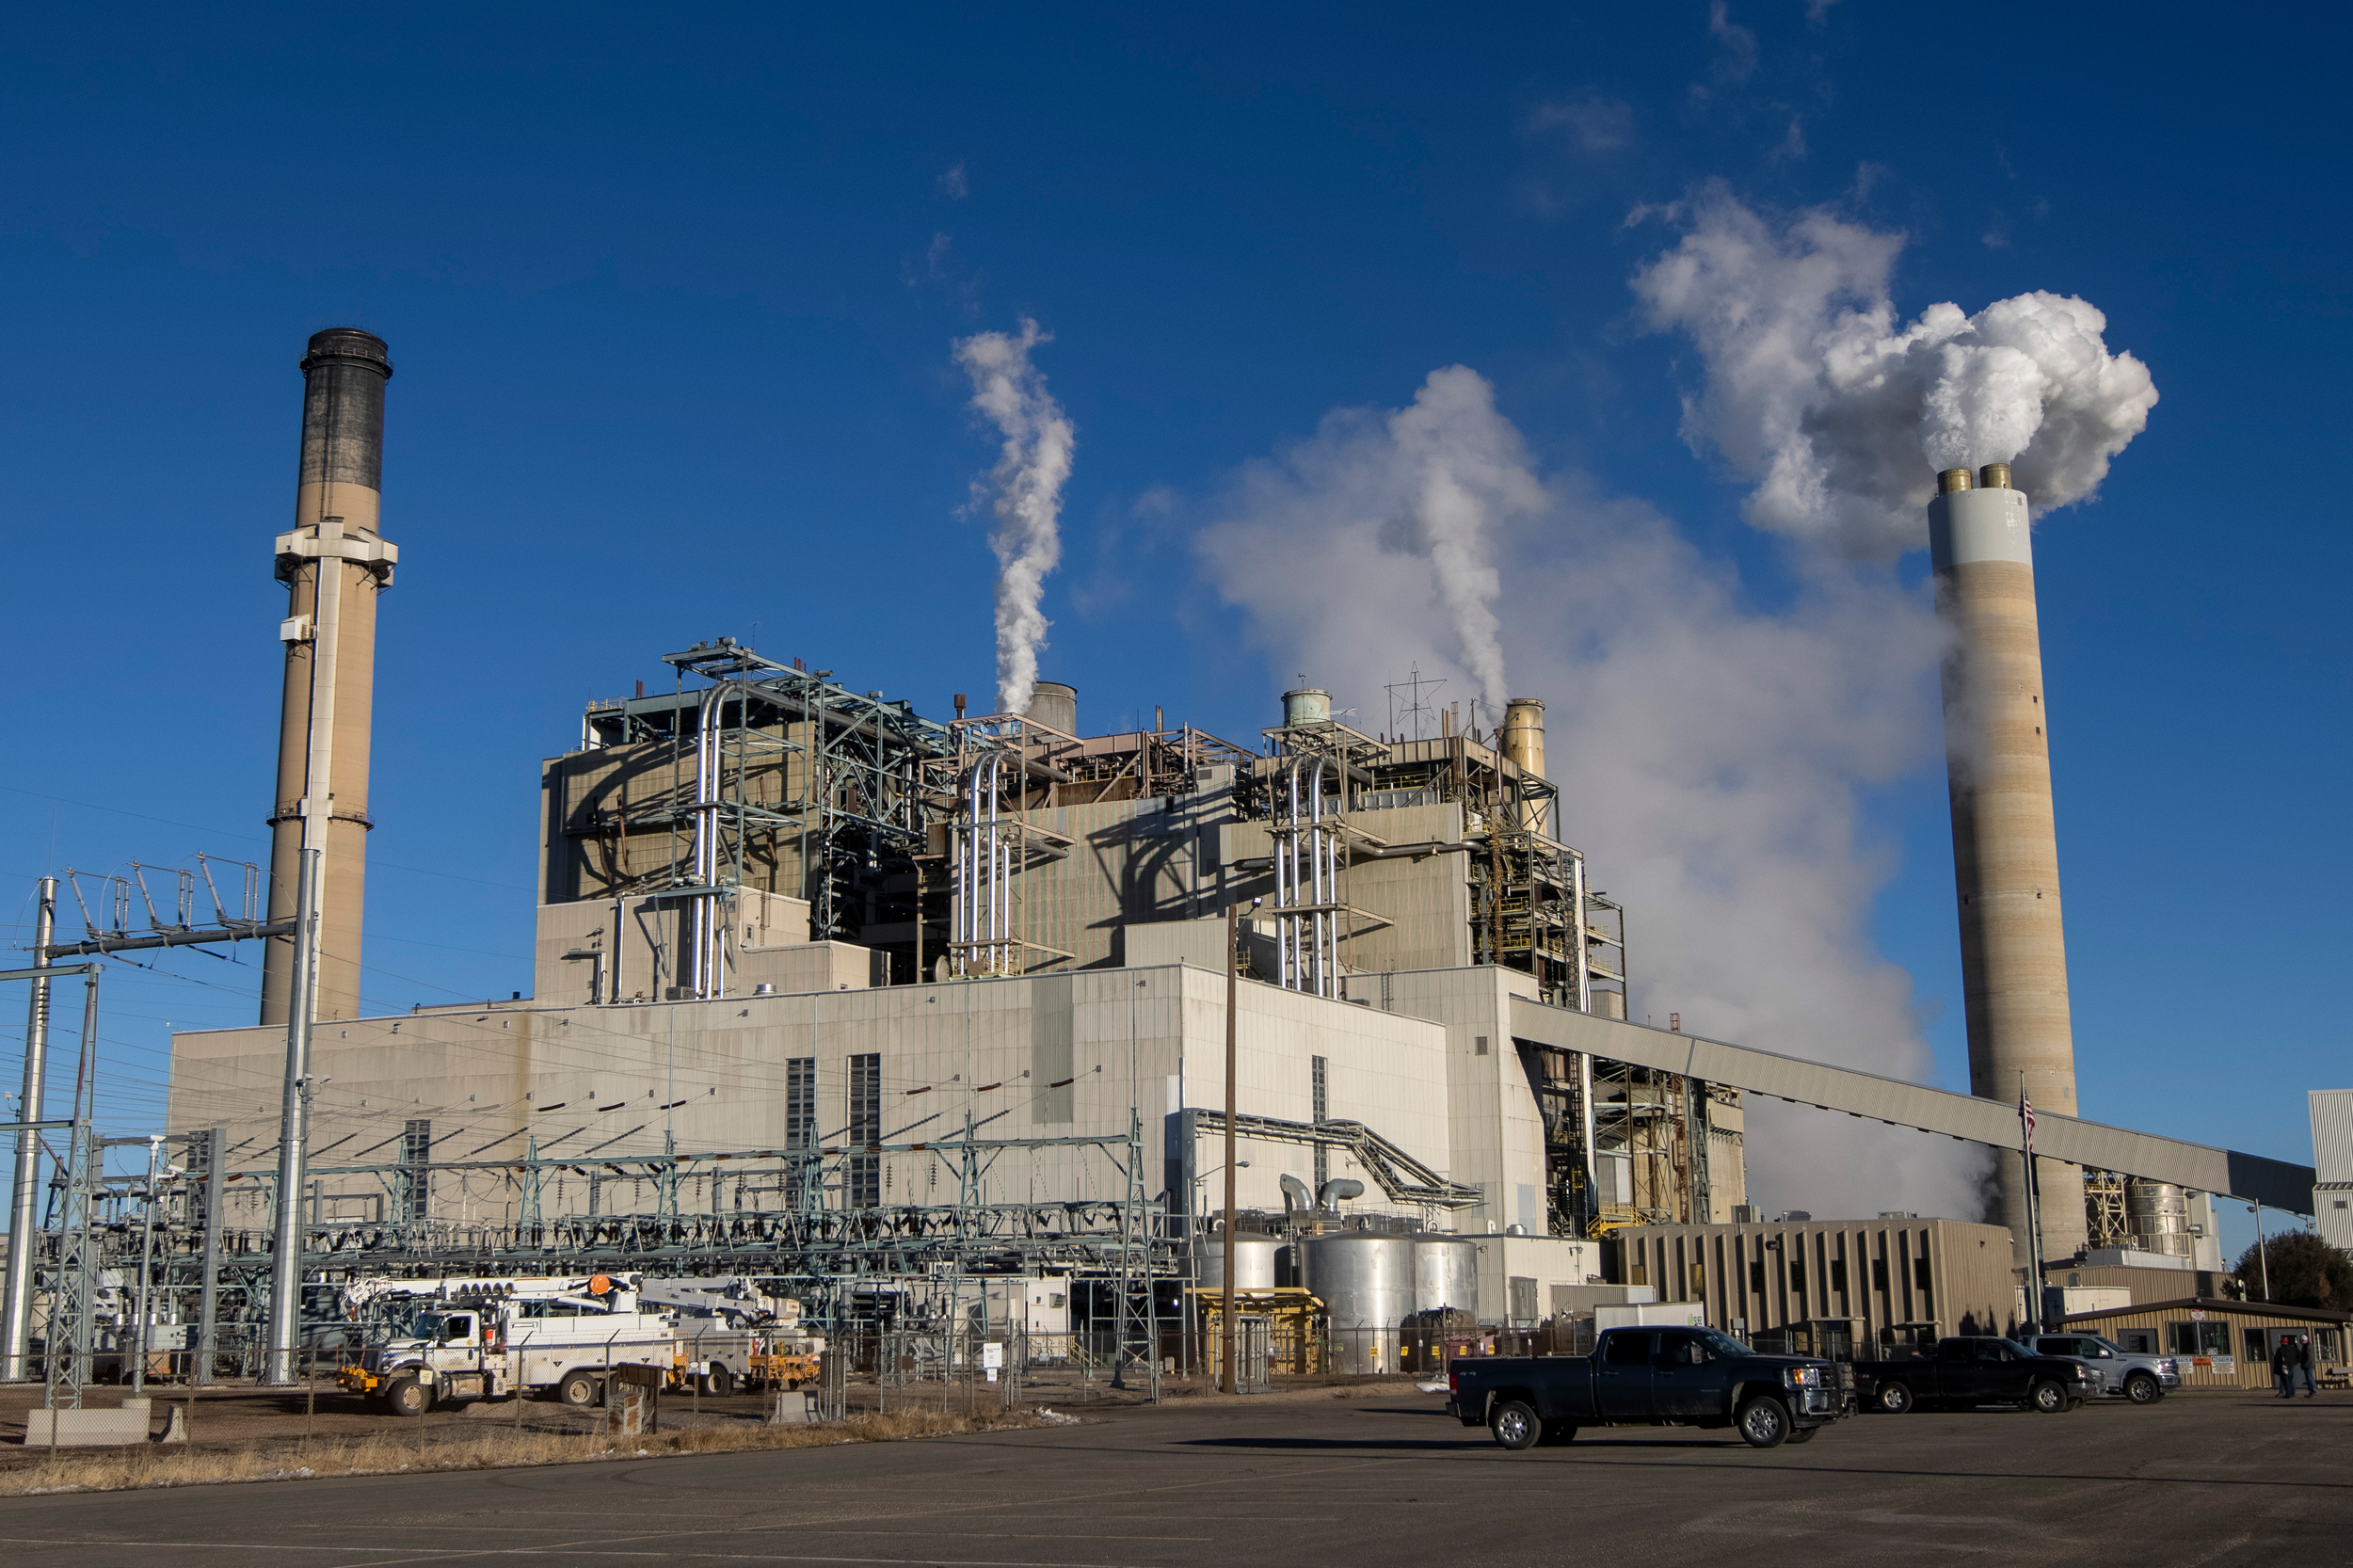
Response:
[[2312, 1090, 2353, 1249], [1508, 997, 2316, 1211], [1619, 1218, 2019, 1341]]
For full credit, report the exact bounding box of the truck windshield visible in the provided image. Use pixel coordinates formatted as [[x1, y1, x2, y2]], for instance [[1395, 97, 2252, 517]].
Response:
[[402, 1311, 447, 1342], [1696, 1330, 1752, 1358]]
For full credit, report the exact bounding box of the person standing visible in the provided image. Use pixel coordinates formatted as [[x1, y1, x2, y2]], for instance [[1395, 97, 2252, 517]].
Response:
[[2271, 1336, 2295, 1399], [2296, 1335, 2319, 1398]]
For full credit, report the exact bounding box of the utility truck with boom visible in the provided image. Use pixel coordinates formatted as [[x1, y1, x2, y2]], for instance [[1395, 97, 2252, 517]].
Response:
[[336, 1272, 818, 1414]]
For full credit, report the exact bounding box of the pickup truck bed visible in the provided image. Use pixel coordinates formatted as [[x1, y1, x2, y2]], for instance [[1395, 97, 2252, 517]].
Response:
[[1447, 1325, 1847, 1450]]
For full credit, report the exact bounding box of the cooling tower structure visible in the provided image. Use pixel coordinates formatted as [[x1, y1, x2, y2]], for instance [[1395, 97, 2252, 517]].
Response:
[[260, 329, 396, 1027], [1929, 464, 2087, 1271]]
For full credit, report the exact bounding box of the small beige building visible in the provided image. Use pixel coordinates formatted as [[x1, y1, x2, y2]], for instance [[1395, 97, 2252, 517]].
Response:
[[2061, 1296, 2351, 1389], [1613, 1217, 2019, 1346]]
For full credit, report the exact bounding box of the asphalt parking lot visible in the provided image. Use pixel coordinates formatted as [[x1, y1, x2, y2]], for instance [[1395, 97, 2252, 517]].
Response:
[[2, 1388, 2345, 1566]]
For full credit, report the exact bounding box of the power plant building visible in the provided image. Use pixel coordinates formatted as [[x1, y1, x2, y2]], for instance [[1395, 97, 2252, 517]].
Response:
[[171, 633, 1754, 1326]]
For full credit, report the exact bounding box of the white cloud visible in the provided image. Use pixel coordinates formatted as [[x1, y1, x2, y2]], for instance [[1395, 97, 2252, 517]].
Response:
[[1528, 96, 1638, 154], [936, 162, 968, 200]]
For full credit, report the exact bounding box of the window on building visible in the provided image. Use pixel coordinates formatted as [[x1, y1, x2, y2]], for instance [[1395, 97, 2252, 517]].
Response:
[[2243, 1327, 2267, 1363], [1508, 1276, 1538, 1325], [1830, 1258, 1848, 1294], [1913, 1256, 1932, 1291], [1749, 1260, 1766, 1295], [1789, 1261, 1806, 1297], [786, 1058, 817, 1150], [2168, 1321, 2231, 1356], [2117, 1329, 2156, 1354], [1872, 1257, 1888, 1293], [848, 1052, 881, 1208], [1312, 1055, 1329, 1190], [398, 1118, 432, 1224]]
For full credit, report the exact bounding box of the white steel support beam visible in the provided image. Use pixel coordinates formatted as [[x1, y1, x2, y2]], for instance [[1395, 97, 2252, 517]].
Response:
[[1507, 996, 2314, 1215]]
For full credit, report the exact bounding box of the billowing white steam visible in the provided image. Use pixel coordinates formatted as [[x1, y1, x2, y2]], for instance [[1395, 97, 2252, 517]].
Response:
[[1197, 367, 1534, 719], [1633, 186, 2159, 557], [955, 319, 1075, 714], [1390, 368, 1538, 714]]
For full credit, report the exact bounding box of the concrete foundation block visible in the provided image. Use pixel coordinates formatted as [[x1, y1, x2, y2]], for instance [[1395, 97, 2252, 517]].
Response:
[[26, 1399, 152, 1447]]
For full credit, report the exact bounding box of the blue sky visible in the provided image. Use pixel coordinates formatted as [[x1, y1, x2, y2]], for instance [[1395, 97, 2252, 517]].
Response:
[[2, 6, 2345, 1248]]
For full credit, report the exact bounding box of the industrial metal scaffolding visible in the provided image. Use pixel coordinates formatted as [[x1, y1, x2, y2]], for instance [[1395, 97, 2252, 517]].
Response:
[[553, 638, 959, 984]]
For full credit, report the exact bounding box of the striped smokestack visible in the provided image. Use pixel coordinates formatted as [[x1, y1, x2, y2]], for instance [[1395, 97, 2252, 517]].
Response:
[[1929, 464, 2087, 1272], [260, 329, 397, 1026]]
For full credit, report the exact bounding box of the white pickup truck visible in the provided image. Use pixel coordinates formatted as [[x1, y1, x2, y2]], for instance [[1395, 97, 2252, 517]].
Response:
[[341, 1272, 696, 1414]]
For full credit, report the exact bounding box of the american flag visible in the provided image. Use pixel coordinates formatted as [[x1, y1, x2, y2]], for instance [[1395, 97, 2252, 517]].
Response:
[[2020, 1091, 2036, 1150]]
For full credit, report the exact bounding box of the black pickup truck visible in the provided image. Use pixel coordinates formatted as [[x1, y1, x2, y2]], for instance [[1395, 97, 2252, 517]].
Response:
[[1447, 1325, 1847, 1449], [1851, 1336, 2095, 1414]]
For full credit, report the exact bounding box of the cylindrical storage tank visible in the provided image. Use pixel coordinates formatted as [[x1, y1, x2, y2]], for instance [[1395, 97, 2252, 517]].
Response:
[[2124, 1180, 2192, 1258], [1307, 1232, 1417, 1375], [1193, 1234, 1282, 1291], [1026, 680, 1078, 735], [1412, 1235, 1479, 1320], [1282, 687, 1331, 727]]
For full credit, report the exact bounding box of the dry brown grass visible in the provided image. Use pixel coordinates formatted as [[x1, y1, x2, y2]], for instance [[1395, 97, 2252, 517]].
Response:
[[5, 1407, 1046, 1496]]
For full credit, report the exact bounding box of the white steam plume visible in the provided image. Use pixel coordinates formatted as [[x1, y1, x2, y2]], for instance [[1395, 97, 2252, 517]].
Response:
[[1633, 185, 2159, 558], [955, 319, 1075, 714], [1199, 371, 1988, 1220], [1197, 367, 1535, 718]]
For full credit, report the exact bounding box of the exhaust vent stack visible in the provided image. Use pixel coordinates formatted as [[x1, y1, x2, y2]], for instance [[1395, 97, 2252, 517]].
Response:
[[1927, 472, 2086, 1271]]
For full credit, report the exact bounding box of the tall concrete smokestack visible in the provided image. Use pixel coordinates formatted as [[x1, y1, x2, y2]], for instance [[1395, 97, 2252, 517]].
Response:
[[1929, 464, 2086, 1272], [260, 329, 396, 1026]]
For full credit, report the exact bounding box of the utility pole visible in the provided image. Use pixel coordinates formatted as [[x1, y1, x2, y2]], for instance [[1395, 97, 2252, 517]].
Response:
[[1223, 897, 1239, 1395], [265, 510, 347, 1384], [0, 876, 55, 1381], [131, 1136, 161, 1395]]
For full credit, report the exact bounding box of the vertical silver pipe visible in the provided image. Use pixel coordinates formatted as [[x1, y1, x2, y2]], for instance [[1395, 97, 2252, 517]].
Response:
[[0, 876, 55, 1381], [1308, 760, 1329, 997], [265, 499, 345, 1384], [987, 758, 1003, 972]]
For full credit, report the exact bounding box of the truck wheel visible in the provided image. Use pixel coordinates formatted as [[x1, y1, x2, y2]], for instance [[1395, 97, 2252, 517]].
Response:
[[1489, 1399, 1541, 1451], [1736, 1396, 1790, 1448], [384, 1378, 431, 1417], [559, 1370, 602, 1408], [2124, 1372, 2160, 1404], [702, 1366, 735, 1398], [1876, 1382, 1914, 1415], [2027, 1380, 2068, 1414]]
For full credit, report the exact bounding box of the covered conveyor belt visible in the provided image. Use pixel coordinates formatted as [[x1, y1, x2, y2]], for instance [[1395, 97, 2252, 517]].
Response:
[[1507, 996, 2314, 1215]]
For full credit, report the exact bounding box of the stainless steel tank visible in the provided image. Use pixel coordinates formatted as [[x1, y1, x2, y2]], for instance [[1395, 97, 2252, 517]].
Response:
[[1193, 1234, 1281, 1291], [2125, 1180, 2192, 1258], [1307, 1232, 1417, 1375], [1413, 1235, 1480, 1320], [1282, 687, 1332, 726]]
